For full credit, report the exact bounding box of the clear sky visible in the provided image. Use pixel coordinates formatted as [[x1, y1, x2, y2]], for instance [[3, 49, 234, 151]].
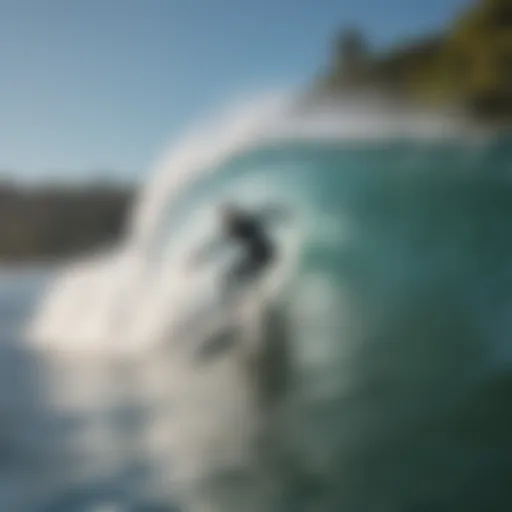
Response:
[[0, 0, 471, 183]]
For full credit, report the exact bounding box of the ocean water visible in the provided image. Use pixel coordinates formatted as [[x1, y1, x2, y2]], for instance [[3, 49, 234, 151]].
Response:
[[3, 99, 512, 511]]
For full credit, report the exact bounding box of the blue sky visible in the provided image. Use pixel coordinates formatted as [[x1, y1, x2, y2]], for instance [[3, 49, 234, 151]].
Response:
[[0, 0, 471, 183]]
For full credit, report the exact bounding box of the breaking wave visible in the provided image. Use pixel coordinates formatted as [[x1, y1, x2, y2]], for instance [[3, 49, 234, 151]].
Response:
[[25, 94, 512, 511]]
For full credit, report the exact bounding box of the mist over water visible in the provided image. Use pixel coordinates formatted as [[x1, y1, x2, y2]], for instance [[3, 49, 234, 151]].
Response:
[[12, 95, 512, 510]]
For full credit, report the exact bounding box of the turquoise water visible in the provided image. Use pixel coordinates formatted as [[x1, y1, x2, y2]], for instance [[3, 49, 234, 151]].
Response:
[[4, 134, 512, 511]]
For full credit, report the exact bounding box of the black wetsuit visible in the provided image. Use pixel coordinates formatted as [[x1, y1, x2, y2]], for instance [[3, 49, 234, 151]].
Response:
[[225, 214, 274, 282]]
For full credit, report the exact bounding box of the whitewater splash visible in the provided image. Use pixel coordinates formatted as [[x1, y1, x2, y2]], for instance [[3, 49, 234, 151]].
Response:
[[25, 94, 512, 511]]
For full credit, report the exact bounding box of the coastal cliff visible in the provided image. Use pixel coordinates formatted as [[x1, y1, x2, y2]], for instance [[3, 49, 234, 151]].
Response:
[[314, 0, 511, 123]]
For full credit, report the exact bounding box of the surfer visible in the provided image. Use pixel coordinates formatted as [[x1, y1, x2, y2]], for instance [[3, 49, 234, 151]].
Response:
[[189, 202, 288, 294]]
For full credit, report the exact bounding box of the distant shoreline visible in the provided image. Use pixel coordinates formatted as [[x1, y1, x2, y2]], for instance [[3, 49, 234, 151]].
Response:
[[0, 185, 134, 263]]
